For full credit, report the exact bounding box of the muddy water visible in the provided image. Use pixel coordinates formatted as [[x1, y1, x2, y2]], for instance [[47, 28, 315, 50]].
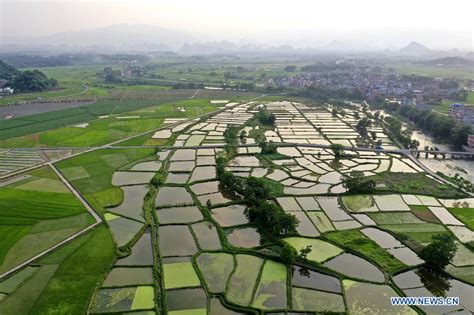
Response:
[[166, 288, 207, 311], [211, 204, 249, 227], [192, 221, 221, 250], [227, 227, 261, 248], [394, 267, 474, 313], [159, 225, 198, 257], [411, 130, 474, 183], [324, 253, 385, 282], [157, 206, 203, 224], [291, 266, 341, 293]]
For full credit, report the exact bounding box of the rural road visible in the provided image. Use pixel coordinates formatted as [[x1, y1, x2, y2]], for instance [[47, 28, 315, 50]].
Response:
[[50, 163, 102, 224], [190, 89, 200, 98], [0, 221, 100, 280], [0, 162, 103, 280]]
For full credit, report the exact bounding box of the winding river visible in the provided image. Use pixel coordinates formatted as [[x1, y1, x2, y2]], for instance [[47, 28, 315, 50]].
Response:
[[411, 130, 474, 183]]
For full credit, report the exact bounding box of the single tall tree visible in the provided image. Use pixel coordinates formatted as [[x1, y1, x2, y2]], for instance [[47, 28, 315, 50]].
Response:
[[330, 143, 345, 158], [418, 234, 457, 270]]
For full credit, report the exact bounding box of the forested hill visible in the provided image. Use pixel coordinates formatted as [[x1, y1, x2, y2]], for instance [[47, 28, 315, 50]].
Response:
[[0, 60, 21, 80], [0, 60, 58, 93]]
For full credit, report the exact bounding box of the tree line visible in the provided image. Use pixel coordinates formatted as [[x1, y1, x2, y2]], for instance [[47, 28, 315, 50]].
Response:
[[293, 85, 365, 102], [372, 102, 471, 149], [0, 61, 58, 93], [216, 156, 299, 239]]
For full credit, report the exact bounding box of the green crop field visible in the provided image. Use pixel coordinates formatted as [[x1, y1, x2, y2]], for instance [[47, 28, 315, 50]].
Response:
[[448, 207, 474, 230], [0, 99, 219, 147], [0, 65, 109, 106], [0, 225, 115, 314], [0, 166, 94, 274], [325, 230, 406, 274], [30, 225, 116, 314], [56, 148, 154, 211], [0, 59, 278, 106], [0, 226, 31, 266], [370, 172, 461, 198], [387, 63, 474, 80], [435, 93, 474, 114]]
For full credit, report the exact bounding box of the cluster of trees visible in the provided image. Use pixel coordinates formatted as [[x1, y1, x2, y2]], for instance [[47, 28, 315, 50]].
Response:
[[438, 79, 459, 89], [216, 148, 300, 265], [1, 55, 72, 68], [329, 143, 345, 158], [245, 197, 299, 236], [280, 243, 313, 265], [355, 117, 372, 138], [301, 62, 356, 72], [399, 105, 455, 138], [295, 86, 365, 102], [0, 61, 58, 93], [376, 102, 472, 149], [437, 171, 474, 193], [331, 108, 346, 117], [216, 156, 228, 179], [252, 107, 278, 154], [239, 130, 247, 143], [223, 126, 240, 156], [383, 116, 413, 148], [353, 114, 378, 147], [343, 171, 376, 194], [223, 126, 240, 143], [450, 90, 469, 102], [102, 67, 122, 84], [223, 71, 241, 80], [0, 53, 100, 68], [0, 60, 21, 81], [217, 160, 299, 237], [259, 139, 277, 154], [223, 121, 278, 158], [400, 74, 434, 85], [256, 106, 276, 125], [264, 85, 286, 93]]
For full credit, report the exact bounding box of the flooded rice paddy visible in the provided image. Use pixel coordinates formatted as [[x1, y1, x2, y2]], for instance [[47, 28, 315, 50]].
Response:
[[8, 101, 467, 314], [88, 101, 474, 314]]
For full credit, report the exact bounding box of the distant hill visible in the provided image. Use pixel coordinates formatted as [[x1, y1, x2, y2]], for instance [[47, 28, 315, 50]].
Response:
[[399, 41, 432, 55], [466, 52, 474, 59], [324, 40, 350, 51], [1, 24, 195, 52], [420, 57, 474, 67], [0, 61, 57, 92], [179, 41, 239, 55], [322, 40, 372, 52]]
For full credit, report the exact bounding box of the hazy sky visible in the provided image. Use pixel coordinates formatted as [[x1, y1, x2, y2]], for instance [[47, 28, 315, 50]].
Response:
[[1, 0, 473, 49]]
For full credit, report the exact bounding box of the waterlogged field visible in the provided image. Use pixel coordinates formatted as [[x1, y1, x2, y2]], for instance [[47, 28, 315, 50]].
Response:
[[54, 152, 153, 242], [1, 99, 473, 314]]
